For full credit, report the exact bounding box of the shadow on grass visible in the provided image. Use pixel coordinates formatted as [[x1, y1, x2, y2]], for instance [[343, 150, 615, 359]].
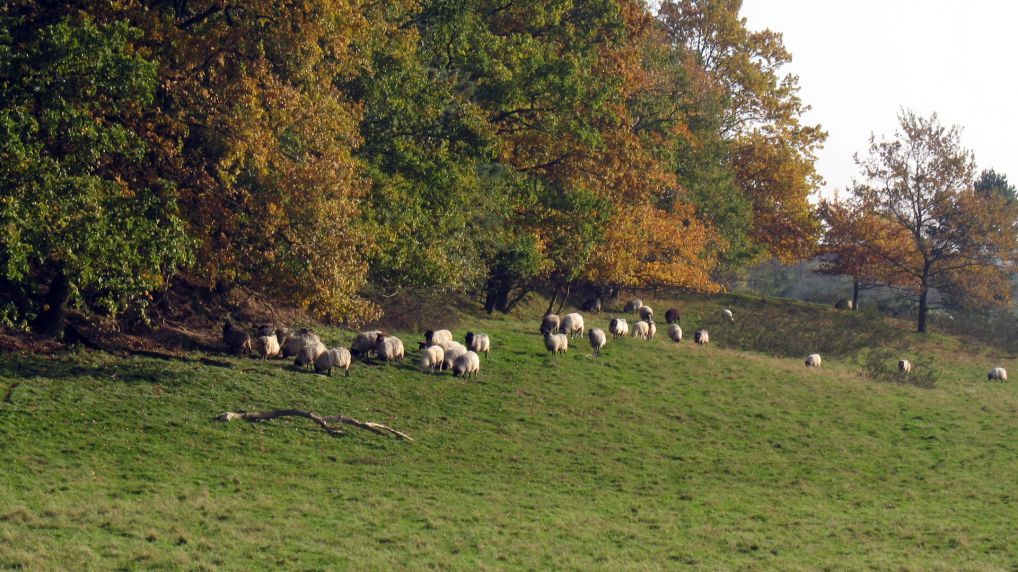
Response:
[[0, 355, 185, 386]]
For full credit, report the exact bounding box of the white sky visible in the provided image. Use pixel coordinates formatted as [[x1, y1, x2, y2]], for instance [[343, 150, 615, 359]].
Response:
[[739, 0, 1018, 199]]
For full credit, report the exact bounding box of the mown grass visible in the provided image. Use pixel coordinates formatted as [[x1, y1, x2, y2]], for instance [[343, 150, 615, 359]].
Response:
[[1, 294, 1017, 570]]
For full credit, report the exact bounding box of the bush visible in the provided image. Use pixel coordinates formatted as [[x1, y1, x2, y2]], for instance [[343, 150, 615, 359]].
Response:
[[860, 349, 938, 389]]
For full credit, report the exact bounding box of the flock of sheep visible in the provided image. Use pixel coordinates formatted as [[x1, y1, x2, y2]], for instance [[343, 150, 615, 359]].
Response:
[[220, 296, 1009, 382]]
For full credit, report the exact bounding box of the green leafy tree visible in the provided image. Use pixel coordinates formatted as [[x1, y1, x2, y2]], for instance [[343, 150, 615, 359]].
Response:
[[0, 14, 191, 336]]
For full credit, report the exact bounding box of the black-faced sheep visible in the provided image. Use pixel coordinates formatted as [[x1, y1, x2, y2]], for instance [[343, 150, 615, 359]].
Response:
[[375, 333, 405, 364], [540, 314, 561, 335], [350, 330, 383, 359], [988, 367, 1008, 381], [581, 298, 602, 314], [631, 320, 651, 340], [694, 329, 709, 346], [624, 298, 643, 312], [721, 309, 734, 323], [544, 332, 568, 354], [639, 306, 654, 322], [222, 322, 252, 355], [254, 335, 280, 359], [452, 351, 480, 378], [588, 328, 607, 356], [835, 299, 854, 310], [668, 324, 682, 343], [609, 318, 629, 339], [465, 332, 491, 356], [898, 359, 912, 374], [314, 347, 352, 377], [665, 308, 680, 324], [295, 341, 327, 369], [805, 353, 822, 368], [282, 328, 322, 358], [425, 329, 453, 346], [419, 345, 445, 374], [559, 313, 584, 338]]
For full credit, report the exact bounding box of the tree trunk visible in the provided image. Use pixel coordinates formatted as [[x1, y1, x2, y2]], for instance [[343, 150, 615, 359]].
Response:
[[852, 280, 860, 311], [555, 283, 571, 314], [34, 269, 71, 339], [546, 283, 560, 315], [917, 263, 931, 333]]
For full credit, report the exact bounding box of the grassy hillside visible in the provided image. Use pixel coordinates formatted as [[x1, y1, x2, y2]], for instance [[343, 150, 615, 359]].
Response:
[[2, 294, 1017, 570]]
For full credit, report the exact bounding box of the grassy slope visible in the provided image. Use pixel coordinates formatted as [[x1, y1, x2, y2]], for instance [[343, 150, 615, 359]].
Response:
[[1, 294, 1017, 571]]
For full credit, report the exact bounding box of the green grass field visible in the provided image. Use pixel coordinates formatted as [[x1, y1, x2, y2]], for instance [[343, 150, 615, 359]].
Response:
[[2, 294, 1017, 570]]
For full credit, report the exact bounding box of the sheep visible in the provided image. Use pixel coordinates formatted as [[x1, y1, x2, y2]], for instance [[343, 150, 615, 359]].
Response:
[[559, 313, 584, 338], [988, 367, 1008, 381], [805, 353, 822, 368], [295, 341, 327, 370], [647, 320, 657, 340], [275, 327, 291, 347], [255, 324, 274, 337], [465, 332, 491, 356], [544, 332, 568, 354], [694, 329, 709, 346], [436, 340, 466, 353], [425, 329, 453, 346], [631, 320, 651, 340], [665, 308, 680, 324], [540, 313, 561, 335], [668, 324, 682, 343], [608, 317, 629, 339], [350, 330, 383, 359], [721, 308, 734, 323], [253, 335, 280, 359], [314, 347, 352, 377], [588, 328, 607, 356], [835, 299, 854, 310], [624, 298, 643, 312], [282, 328, 322, 358], [581, 298, 602, 314], [639, 305, 654, 322], [222, 322, 251, 355], [452, 351, 481, 378], [898, 359, 912, 374], [418, 345, 445, 374], [442, 344, 469, 370], [375, 333, 405, 364]]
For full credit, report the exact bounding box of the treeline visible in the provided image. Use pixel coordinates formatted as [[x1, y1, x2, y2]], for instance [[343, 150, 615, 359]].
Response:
[[0, 0, 825, 334]]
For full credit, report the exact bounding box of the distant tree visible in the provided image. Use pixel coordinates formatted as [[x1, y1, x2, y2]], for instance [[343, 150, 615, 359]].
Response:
[[849, 110, 1018, 333], [0, 15, 191, 336], [974, 169, 1017, 202]]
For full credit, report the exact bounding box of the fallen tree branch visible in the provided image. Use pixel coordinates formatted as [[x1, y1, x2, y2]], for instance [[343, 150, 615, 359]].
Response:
[[3, 382, 18, 403], [214, 409, 413, 441]]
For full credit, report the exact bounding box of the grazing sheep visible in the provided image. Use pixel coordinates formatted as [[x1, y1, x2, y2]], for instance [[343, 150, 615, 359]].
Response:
[[805, 353, 822, 368], [350, 330, 383, 359], [425, 329, 453, 346], [540, 313, 561, 335], [465, 332, 491, 356], [835, 299, 854, 310], [988, 367, 1008, 381], [560, 313, 585, 338], [452, 351, 481, 378], [631, 320, 651, 340], [624, 298, 644, 312], [254, 335, 280, 359], [295, 341, 327, 370], [647, 320, 657, 340], [436, 339, 466, 353], [282, 328, 322, 358], [665, 308, 680, 324], [314, 347, 352, 377], [668, 324, 682, 343], [418, 345, 445, 374], [608, 318, 629, 339], [694, 329, 709, 346], [544, 332, 569, 354], [898, 359, 912, 374], [721, 308, 734, 323], [588, 328, 607, 356], [442, 344, 468, 370], [255, 324, 274, 337], [375, 333, 405, 364], [581, 298, 602, 314], [639, 306, 654, 322], [222, 322, 251, 355], [275, 327, 291, 346]]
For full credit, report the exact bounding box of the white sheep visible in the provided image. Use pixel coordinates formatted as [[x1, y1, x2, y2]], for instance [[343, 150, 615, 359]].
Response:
[[608, 318, 629, 339], [295, 341, 327, 369], [419, 345, 445, 374], [544, 332, 568, 354], [631, 320, 651, 340], [314, 347, 352, 377], [254, 335, 280, 359], [647, 320, 657, 340], [988, 367, 1008, 381], [375, 334, 405, 364], [805, 353, 822, 368], [282, 329, 322, 358], [694, 329, 709, 346], [588, 328, 607, 356], [668, 324, 682, 343], [350, 330, 383, 359], [560, 313, 584, 338], [624, 298, 643, 312], [425, 329, 453, 346], [639, 305, 654, 322], [465, 332, 491, 356], [442, 344, 468, 370], [540, 314, 561, 335], [721, 308, 734, 323], [452, 351, 481, 378], [898, 359, 912, 374]]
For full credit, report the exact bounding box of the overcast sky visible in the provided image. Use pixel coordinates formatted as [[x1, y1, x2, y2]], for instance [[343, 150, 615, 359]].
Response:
[[739, 0, 1017, 200]]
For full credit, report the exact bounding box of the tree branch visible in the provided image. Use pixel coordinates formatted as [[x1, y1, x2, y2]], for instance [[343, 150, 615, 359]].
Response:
[[215, 409, 414, 441]]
